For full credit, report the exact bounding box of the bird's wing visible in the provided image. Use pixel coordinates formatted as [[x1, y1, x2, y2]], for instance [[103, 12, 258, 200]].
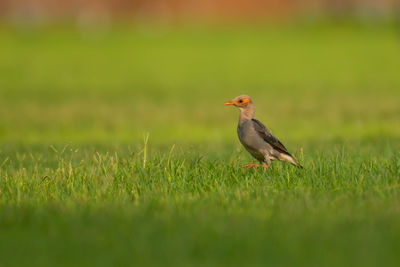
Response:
[[251, 119, 292, 156]]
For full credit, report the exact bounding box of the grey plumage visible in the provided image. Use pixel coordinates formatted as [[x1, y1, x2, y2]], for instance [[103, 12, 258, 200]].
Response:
[[225, 95, 302, 168]]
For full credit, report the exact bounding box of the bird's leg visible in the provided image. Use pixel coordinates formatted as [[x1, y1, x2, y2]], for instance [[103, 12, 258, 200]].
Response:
[[262, 163, 269, 170], [239, 163, 260, 169], [239, 163, 269, 170]]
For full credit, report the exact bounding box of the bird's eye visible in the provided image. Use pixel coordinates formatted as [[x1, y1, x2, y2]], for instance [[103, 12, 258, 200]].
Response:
[[238, 99, 243, 103]]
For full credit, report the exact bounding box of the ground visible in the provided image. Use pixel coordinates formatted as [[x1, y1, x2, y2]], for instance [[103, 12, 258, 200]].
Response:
[[0, 21, 399, 266]]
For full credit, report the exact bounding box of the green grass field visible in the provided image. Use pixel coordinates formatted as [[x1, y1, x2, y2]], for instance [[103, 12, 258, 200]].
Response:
[[0, 22, 400, 266]]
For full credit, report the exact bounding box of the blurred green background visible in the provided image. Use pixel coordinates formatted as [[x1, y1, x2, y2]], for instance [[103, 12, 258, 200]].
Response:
[[1, 23, 399, 146]]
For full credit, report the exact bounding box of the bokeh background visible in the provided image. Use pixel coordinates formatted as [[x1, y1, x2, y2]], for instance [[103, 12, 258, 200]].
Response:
[[0, 0, 399, 148]]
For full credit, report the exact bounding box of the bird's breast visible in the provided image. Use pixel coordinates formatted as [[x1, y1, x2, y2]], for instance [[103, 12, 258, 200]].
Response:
[[237, 121, 273, 153], [237, 121, 259, 147]]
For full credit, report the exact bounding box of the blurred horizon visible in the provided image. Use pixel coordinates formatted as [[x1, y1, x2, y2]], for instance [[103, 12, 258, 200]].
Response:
[[0, 0, 399, 147], [1, 0, 398, 25]]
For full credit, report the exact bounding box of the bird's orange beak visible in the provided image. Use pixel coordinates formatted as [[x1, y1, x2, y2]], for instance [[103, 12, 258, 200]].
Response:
[[224, 100, 235, 106]]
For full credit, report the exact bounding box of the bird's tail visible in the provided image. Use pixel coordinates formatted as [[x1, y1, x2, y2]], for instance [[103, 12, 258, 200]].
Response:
[[284, 154, 303, 169], [295, 163, 304, 169]]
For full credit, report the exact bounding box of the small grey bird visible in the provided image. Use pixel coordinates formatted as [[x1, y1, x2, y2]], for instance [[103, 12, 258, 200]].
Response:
[[224, 95, 302, 169]]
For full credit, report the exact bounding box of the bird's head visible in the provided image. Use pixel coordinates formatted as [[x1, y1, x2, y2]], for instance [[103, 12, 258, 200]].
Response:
[[224, 95, 253, 109]]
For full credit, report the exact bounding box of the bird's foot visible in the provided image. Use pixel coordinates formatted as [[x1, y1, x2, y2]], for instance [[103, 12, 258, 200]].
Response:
[[240, 163, 269, 170], [262, 163, 269, 170], [240, 163, 259, 169]]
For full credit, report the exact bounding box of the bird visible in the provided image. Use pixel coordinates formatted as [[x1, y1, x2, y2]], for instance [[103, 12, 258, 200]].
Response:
[[224, 95, 302, 169]]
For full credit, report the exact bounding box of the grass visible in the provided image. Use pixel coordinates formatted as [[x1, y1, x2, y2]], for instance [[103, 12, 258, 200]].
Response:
[[0, 21, 400, 266]]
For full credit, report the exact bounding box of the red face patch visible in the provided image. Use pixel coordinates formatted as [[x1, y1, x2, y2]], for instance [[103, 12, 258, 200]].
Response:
[[237, 98, 249, 105]]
